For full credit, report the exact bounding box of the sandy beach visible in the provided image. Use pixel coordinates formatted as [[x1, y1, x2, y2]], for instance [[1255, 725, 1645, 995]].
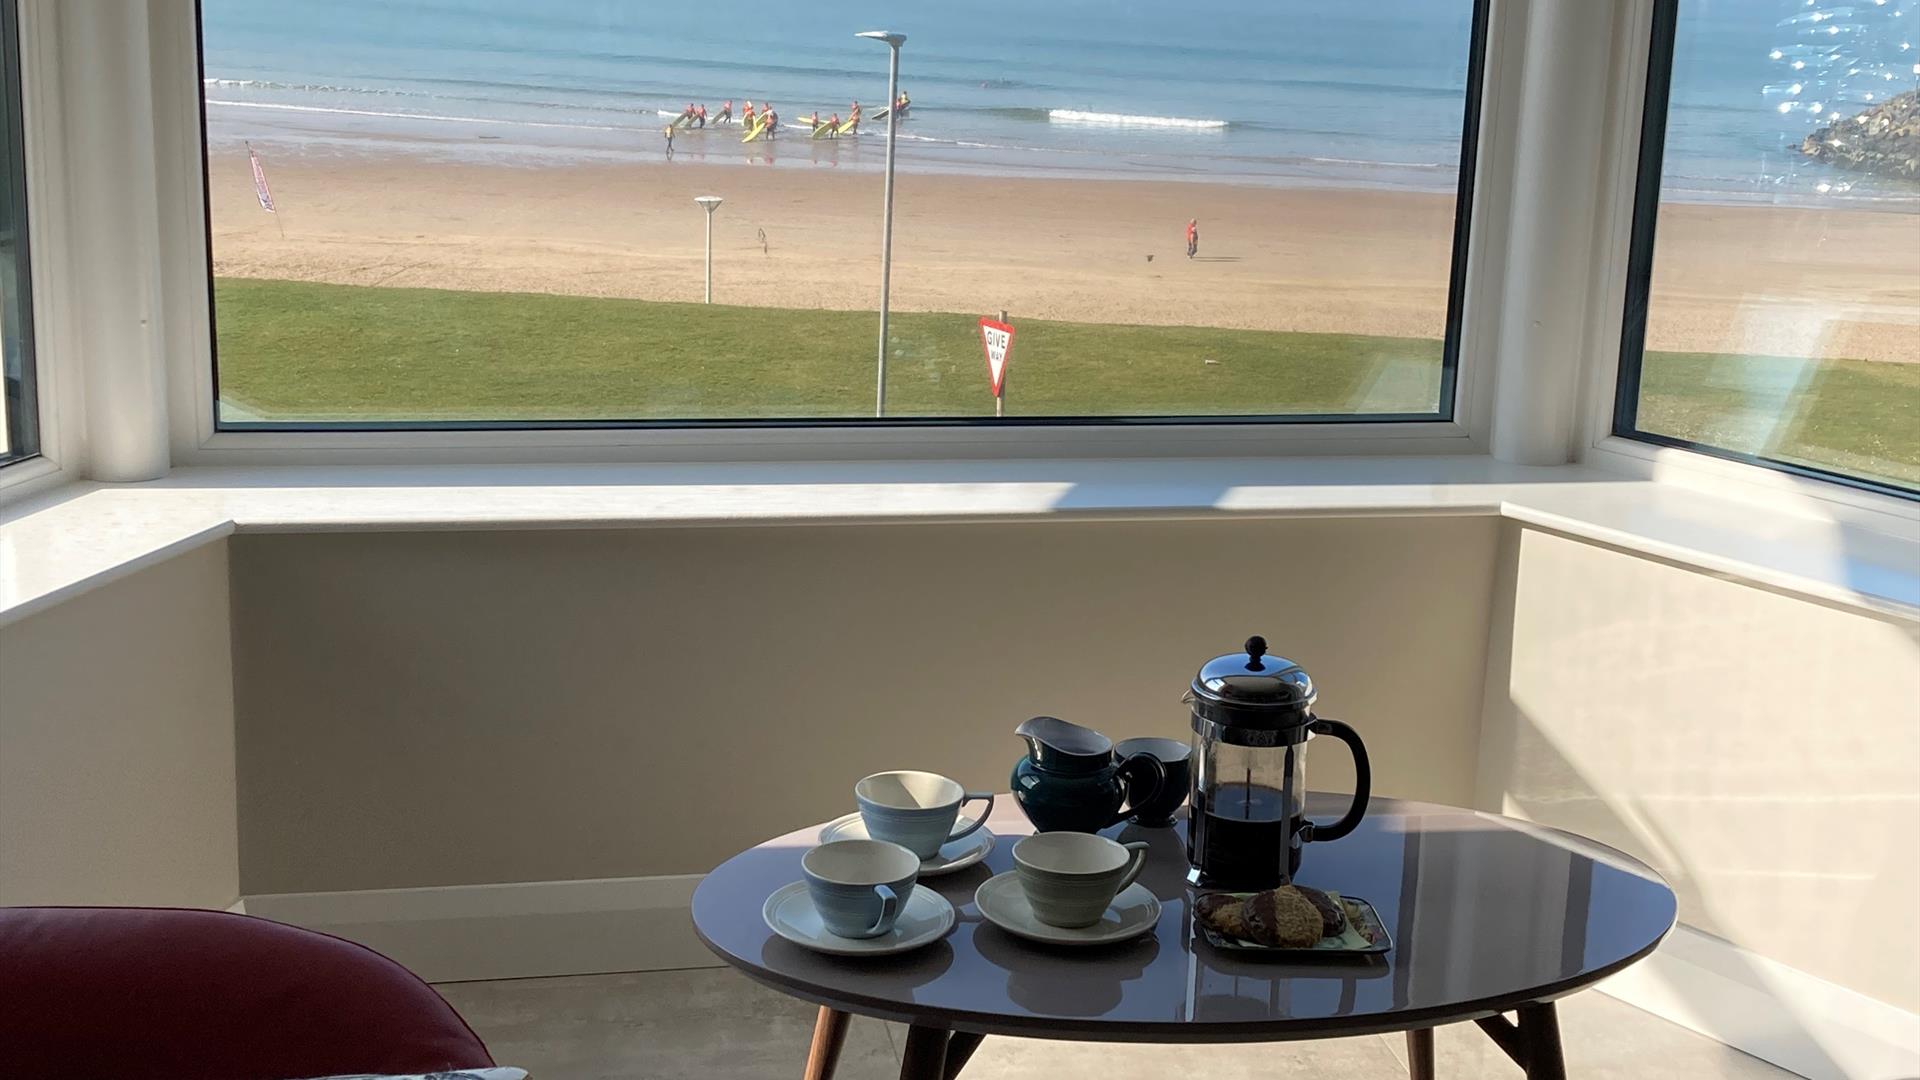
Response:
[[208, 151, 1920, 363]]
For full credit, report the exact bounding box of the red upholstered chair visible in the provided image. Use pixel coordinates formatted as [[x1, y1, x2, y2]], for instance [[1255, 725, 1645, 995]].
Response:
[[0, 906, 496, 1080]]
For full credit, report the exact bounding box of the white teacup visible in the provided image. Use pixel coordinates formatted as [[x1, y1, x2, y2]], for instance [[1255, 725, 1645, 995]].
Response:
[[801, 839, 921, 939], [1012, 832, 1151, 928], [855, 771, 995, 859]]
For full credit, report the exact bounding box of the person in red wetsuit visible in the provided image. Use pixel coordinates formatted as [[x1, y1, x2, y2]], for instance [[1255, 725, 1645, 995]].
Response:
[[716, 99, 733, 125], [1186, 218, 1199, 259]]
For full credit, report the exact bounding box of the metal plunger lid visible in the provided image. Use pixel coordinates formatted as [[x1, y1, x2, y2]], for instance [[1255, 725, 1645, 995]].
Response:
[[1189, 636, 1316, 730]]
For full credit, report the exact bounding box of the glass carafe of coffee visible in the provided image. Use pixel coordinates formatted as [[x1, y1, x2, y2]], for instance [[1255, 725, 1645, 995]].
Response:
[[1185, 636, 1371, 889]]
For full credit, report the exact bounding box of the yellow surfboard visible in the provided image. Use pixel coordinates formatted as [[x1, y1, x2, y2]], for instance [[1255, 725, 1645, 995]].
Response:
[[742, 116, 769, 143], [837, 116, 860, 135], [810, 121, 835, 139]]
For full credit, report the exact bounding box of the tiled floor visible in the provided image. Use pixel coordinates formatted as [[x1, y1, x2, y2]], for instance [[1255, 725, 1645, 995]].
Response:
[[437, 966, 1802, 1079]]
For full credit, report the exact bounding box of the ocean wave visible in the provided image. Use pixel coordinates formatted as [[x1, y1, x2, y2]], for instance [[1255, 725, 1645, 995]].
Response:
[[889, 130, 1064, 153], [1660, 182, 1920, 207], [209, 74, 693, 122], [205, 77, 427, 97], [207, 95, 1463, 177], [1048, 109, 1227, 130], [1304, 155, 1446, 169], [975, 106, 1058, 123], [205, 98, 627, 133]]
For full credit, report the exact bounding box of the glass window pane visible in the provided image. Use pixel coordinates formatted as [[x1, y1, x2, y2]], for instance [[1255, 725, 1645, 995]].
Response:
[[0, 0, 36, 465], [1619, 0, 1920, 493], [201, 0, 1484, 428]]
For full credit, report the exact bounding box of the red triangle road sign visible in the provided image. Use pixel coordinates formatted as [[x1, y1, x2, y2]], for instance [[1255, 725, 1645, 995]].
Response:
[[979, 318, 1014, 398]]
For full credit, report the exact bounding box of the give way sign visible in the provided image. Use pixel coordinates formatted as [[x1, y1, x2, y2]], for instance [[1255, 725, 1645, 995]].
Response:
[[979, 318, 1015, 398]]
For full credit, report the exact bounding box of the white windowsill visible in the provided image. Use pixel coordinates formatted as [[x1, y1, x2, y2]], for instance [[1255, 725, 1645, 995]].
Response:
[[2, 456, 1916, 629]]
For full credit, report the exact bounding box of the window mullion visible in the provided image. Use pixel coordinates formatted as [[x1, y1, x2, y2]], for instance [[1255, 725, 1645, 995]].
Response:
[[59, 0, 170, 481], [1485, 0, 1622, 466]]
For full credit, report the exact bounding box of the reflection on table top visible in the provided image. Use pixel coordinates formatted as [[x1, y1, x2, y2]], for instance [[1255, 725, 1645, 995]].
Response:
[[692, 794, 1677, 1041]]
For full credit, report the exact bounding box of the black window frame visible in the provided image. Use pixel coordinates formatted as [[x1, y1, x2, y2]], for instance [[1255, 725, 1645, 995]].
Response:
[[0, 0, 38, 467], [201, 0, 1490, 433], [1614, 0, 1916, 500]]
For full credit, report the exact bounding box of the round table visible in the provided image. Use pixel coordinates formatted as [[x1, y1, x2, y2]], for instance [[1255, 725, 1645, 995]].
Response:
[[693, 795, 1676, 1079]]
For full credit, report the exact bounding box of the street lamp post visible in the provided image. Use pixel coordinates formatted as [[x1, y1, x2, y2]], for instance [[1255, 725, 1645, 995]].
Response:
[[694, 195, 722, 304], [857, 30, 905, 417]]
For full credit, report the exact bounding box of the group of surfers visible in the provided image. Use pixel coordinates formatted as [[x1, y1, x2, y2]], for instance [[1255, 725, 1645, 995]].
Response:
[[663, 91, 909, 149]]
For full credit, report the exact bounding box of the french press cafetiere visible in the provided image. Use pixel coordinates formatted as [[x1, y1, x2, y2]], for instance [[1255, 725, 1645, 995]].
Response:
[[1185, 636, 1371, 888]]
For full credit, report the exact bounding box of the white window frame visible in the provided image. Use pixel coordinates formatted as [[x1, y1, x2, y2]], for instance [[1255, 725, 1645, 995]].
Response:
[[7, 0, 1915, 534], [0, 0, 72, 499], [1569, 0, 1920, 531], [144, 0, 1512, 468]]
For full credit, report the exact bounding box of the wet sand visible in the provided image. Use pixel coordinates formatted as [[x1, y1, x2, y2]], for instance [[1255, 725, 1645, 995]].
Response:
[[208, 150, 1920, 362]]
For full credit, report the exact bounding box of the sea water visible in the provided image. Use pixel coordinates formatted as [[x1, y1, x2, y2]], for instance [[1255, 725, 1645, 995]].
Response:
[[201, 0, 1918, 203]]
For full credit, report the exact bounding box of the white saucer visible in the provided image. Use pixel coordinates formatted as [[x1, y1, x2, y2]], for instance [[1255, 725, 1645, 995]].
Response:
[[763, 881, 956, 957], [973, 871, 1161, 947], [818, 812, 995, 877]]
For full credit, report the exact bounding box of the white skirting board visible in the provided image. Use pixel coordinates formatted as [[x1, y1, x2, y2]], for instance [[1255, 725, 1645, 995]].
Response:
[[240, 875, 720, 984], [1597, 923, 1920, 1080]]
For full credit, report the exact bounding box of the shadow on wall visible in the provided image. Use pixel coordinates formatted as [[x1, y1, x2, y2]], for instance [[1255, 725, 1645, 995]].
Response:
[[1489, 710, 1863, 1080], [227, 516, 1501, 895], [1475, 522, 1920, 1078]]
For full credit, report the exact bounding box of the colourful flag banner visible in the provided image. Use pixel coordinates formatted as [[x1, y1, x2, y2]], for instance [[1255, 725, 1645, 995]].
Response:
[[247, 141, 276, 213]]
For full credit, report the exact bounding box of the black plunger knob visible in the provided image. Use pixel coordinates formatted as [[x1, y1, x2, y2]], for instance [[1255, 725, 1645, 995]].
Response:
[[1244, 635, 1268, 669]]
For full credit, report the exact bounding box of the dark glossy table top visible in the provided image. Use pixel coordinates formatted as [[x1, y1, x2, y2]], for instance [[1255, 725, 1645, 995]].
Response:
[[692, 795, 1676, 1041]]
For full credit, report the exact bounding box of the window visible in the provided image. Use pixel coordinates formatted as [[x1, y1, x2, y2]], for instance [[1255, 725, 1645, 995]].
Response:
[[0, 0, 35, 465], [1618, 0, 1919, 495], [198, 0, 1486, 429]]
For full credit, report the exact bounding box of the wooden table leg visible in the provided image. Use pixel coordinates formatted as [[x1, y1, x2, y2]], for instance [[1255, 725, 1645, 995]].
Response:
[[804, 1007, 851, 1080], [1517, 1003, 1566, 1080], [899, 1024, 951, 1080], [1473, 1002, 1565, 1079], [1406, 1027, 1436, 1080], [942, 1031, 984, 1079]]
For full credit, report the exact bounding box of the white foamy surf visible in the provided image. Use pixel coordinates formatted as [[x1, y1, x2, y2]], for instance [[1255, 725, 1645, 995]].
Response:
[[205, 99, 624, 133], [1048, 109, 1227, 130], [206, 77, 418, 97]]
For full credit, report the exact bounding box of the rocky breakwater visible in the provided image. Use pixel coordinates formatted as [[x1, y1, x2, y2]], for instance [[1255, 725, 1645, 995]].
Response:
[[1800, 90, 1920, 182]]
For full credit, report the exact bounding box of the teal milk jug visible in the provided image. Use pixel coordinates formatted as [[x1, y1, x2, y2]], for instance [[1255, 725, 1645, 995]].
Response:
[[1011, 716, 1166, 833]]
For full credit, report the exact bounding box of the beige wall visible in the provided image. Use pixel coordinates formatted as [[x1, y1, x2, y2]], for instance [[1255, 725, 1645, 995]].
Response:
[[230, 516, 1500, 894], [10, 510, 1912, 1018], [0, 541, 239, 907], [1478, 523, 1920, 1012]]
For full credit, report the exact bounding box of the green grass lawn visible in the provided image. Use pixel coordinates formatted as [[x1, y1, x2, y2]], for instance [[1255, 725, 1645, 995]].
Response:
[[213, 277, 1919, 487], [1634, 349, 1920, 486], [212, 278, 1443, 421]]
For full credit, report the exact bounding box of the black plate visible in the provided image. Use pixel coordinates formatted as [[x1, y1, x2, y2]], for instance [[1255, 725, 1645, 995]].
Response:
[[1196, 892, 1393, 957]]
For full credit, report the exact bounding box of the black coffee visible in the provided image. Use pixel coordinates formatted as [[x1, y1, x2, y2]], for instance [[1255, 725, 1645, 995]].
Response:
[[1189, 782, 1302, 888]]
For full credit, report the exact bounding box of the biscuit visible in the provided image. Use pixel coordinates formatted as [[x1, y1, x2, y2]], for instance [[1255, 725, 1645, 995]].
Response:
[[1194, 893, 1236, 924], [1293, 885, 1345, 937], [1244, 886, 1323, 947], [1195, 894, 1256, 940]]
